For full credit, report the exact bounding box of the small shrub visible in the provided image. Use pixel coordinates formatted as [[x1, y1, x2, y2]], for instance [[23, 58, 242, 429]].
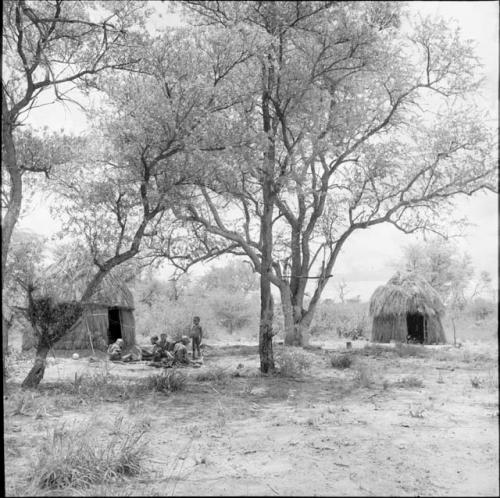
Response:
[[392, 375, 424, 388], [409, 405, 425, 418], [469, 298, 494, 321], [31, 418, 148, 490], [330, 353, 353, 369], [470, 376, 483, 388], [274, 348, 312, 377]]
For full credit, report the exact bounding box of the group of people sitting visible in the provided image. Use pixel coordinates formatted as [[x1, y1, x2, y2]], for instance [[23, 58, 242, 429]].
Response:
[[107, 316, 204, 366]]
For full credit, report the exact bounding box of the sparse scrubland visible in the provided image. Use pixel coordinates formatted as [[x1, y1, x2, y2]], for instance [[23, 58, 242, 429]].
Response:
[[4, 300, 498, 496]]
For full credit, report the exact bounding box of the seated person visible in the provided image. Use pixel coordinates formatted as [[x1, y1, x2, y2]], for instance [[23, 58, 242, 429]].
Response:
[[138, 335, 160, 361], [107, 338, 124, 361], [151, 335, 164, 362], [158, 333, 168, 350], [173, 336, 190, 364]]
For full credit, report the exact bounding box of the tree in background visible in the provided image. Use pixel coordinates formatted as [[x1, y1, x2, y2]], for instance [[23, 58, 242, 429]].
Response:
[[400, 238, 474, 306], [199, 261, 258, 334], [170, 1, 497, 356]]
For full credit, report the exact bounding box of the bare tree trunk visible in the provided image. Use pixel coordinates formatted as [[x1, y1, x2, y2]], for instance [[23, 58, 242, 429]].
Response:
[[21, 343, 50, 389], [2, 313, 11, 390], [2, 114, 22, 392], [259, 164, 275, 373]]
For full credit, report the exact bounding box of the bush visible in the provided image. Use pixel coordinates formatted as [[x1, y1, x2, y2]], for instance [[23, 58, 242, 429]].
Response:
[[330, 353, 353, 369], [31, 418, 148, 490], [469, 298, 495, 321], [274, 347, 312, 377]]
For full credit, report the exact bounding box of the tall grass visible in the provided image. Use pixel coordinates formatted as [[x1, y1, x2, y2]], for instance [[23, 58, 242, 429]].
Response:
[[31, 418, 149, 490]]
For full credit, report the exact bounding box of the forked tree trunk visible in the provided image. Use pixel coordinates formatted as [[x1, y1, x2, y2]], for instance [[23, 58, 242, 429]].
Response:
[[259, 281, 274, 373], [281, 285, 312, 347], [21, 344, 50, 389]]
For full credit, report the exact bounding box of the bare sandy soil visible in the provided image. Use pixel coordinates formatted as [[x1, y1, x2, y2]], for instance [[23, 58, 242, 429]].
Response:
[[4, 339, 499, 496]]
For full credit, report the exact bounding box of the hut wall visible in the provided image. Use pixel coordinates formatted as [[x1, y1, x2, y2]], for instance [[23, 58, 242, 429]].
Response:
[[119, 309, 136, 349], [55, 305, 109, 351], [371, 314, 407, 342], [425, 315, 447, 344]]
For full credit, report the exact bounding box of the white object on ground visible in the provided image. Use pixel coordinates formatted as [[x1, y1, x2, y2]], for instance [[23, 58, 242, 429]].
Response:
[[72, 353, 80, 360]]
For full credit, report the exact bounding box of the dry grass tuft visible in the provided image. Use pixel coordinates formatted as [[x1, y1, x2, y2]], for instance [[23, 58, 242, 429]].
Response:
[[31, 417, 149, 490], [392, 375, 424, 388]]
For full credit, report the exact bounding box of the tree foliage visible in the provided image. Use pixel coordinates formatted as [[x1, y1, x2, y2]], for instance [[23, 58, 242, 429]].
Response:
[[400, 238, 474, 305], [166, 1, 497, 347]]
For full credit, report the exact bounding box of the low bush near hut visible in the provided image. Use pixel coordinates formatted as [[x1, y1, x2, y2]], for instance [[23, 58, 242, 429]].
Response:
[[31, 418, 148, 490], [330, 353, 353, 369], [274, 348, 312, 377]]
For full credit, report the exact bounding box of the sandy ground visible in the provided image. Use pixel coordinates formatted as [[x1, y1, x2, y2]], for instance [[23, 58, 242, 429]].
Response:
[[3, 339, 499, 496]]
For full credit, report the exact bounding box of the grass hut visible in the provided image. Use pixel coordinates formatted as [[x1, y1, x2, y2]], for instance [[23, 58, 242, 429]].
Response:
[[369, 272, 446, 344], [22, 257, 136, 352]]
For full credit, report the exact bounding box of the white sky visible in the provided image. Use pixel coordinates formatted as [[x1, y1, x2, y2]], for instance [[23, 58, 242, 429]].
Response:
[[17, 1, 499, 301]]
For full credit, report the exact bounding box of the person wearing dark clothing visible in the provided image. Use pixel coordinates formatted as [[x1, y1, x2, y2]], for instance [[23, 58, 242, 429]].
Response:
[[190, 316, 203, 360]]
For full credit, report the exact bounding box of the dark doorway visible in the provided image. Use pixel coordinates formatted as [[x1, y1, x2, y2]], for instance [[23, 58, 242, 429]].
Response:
[[108, 308, 122, 344], [406, 313, 425, 343]]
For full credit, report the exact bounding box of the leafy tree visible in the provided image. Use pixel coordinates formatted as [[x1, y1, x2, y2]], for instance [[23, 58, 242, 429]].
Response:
[[198, 261, 258, 334], [170, 1, 496, 356], [2, 0, 146, 388]]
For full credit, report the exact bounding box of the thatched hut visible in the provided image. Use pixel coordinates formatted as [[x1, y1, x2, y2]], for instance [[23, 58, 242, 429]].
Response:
[[23, 263, 136, 352], [369, 272, 446, 344]]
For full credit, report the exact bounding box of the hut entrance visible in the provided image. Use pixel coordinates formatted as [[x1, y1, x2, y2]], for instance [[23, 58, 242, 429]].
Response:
[[108, 308, 122, 344], [406, 313, 425, 343]]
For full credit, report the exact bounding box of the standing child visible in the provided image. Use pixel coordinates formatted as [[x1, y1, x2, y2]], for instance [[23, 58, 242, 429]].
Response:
[[190, 316, 203, 360]]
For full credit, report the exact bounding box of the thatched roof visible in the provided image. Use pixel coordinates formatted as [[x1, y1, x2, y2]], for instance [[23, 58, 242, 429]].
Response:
[[369, 272, 444, 317], [40, 253, 134, 309]]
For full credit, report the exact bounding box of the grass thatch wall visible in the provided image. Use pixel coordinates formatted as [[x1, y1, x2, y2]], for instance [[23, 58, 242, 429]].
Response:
[[119, 309, 136, 349], [369, 272, 447, 345], [372, 315, 407, 342], [426, 314, 447, 344]]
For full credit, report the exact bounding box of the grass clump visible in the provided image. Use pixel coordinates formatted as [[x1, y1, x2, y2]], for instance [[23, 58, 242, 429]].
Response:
[[391, 375, 424, 389], [330, 353, 353, 369], [31, 418, 148, 490], [194, 366, 230, 383], [140, 369, 186, 393], [274, 347, 312, 378]]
